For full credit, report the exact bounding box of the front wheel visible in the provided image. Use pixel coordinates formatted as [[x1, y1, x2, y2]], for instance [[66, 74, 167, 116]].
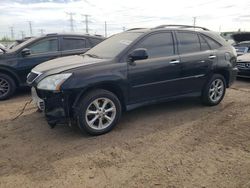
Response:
[[76, 89, 122, 136], [202, 74, 226, 106]]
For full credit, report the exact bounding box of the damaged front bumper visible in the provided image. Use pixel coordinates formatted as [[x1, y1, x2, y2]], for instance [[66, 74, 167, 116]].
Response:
[[34, 88, 74, 128]]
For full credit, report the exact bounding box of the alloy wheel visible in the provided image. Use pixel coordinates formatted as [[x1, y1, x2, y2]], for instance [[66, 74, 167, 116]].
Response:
[[0, 78, 10, 98], [209, 78, 224, 103], [85, 97, 116, 130]]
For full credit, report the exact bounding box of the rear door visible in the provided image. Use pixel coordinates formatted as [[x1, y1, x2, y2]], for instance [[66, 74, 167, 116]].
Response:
[[127, 31, 182, 103], [60, 37, 90, 56], [175, 31, 217, 94], [16, 37, 60, 83]]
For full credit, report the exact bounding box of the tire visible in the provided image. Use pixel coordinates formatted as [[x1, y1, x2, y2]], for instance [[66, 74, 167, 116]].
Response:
[[0, 73, 16, 100], [201, 74, 226, 106], [76, 89, 122, 136]]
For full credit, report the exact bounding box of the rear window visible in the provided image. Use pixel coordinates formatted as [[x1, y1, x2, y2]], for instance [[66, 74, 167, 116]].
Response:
[[176, 32, 200, 54], [62, 38, 86, 51]]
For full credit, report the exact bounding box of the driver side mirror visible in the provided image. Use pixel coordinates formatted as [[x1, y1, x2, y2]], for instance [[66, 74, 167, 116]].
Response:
[[21, 48, 31, 56], [128, 48, 148, 62]]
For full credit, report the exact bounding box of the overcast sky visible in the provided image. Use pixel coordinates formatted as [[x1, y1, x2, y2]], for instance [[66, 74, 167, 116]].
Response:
[[0, 0, 250, 39]]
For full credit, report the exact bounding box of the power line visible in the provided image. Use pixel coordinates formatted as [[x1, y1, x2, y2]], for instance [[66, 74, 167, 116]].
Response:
[[10, 26, 14, 39], [66, 12, 75, 32], [20, 31, 25, 39], [28, 21, 33, 36], [82, 14, 90, 34], [104, 21, 107, 37], [193, 17, 197, 27], [39, 29, 45, 35]]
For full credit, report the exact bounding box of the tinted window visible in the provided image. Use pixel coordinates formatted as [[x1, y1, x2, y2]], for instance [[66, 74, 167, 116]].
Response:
[[177, 32, 200, 54], [29, 38, 58, 54], [90, 38, 103, 46], [203, 35, 221, 49], [199, 35, 210, 51], [62, 38, 86, 51], [135, 32, 174, 58]]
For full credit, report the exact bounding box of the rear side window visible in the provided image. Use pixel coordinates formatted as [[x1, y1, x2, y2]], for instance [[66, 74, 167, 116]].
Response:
[[90, 38, 103, 46], [202, 35, 221, 49], [62, 38, 86, 51], [177, 32, 200, 54], [135, 32, 174, 58], [199, 35, 210, 51], [29, 38, 58, 54]]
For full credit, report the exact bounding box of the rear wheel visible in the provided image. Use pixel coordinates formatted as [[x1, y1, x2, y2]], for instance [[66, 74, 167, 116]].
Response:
[[202, 74, 226, 106], [76, 89, 122, 135], [0, 73, 16, 100]]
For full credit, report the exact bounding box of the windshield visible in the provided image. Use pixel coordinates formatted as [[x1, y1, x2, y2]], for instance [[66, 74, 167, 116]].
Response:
[[85, 32, 143, 59]]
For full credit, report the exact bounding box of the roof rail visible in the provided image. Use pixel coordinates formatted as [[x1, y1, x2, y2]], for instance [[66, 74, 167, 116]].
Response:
[[154, 25, 209, 31], [126, 28, 147, 31], [46, 33, 58, 36]]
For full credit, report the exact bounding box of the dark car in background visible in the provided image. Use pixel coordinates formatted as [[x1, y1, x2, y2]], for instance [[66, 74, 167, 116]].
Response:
[[0, 33, 104, 99], [28, 25, 238, 136], [237, 53, 250, 78], [232, 32, 250, 56]]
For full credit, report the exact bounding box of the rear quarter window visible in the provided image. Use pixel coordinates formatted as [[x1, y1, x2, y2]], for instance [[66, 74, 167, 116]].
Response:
[[202, 35, 222, 49]]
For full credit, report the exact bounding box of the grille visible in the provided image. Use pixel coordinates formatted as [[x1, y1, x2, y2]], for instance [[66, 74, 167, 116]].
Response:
[[237, 62, 250, 70], [27, 71, 41, 84]]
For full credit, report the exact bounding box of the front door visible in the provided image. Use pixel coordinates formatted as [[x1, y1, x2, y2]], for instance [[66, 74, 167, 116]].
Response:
[[127, 32, 182, 103], [16, 37, 60, 83]]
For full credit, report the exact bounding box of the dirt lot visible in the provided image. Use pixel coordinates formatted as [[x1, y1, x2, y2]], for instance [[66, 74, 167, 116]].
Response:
[[0, 79, 250, 188]]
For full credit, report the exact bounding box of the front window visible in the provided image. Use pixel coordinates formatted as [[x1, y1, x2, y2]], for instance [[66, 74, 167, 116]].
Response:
[[29, 38, 58, 54], [85, 32, 143, 59]]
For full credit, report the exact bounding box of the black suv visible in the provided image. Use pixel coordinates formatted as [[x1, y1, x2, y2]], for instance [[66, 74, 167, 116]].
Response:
[[0, 33, 104, 99], [28, 25, 238, 135]]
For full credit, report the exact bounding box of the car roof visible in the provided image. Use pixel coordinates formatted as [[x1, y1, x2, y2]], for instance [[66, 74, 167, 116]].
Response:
[[126, 25, 228, 46]]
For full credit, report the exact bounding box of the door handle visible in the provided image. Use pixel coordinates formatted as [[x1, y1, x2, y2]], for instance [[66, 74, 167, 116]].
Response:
[[208, 55, 216, 59], [169, 60, 180, 64]]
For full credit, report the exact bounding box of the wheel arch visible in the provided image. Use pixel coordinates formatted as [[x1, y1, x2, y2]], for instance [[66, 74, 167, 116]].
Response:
[[213, 69, 230, 87], [0, 67, 20, 87], [72, 82, 127, 111]]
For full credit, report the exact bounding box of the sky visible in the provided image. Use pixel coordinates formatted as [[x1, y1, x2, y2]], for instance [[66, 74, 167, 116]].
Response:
[[0, 0, 250, 39]]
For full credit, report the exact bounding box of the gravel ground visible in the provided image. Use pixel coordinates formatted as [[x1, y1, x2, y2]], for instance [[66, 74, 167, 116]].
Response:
[[0, 79, 250, 188]]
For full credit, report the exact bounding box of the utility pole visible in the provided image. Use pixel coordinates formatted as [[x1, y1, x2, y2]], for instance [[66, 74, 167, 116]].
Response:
[[39, 29, 45, 35], [193, 17, 196, 27], [20, 31, 25, 39], [82, 14, 90, 33], [28, 21, 33, 36], [66, 12, 75, 32], [104, 21, 107, 37], [10, 26, 14, 39]]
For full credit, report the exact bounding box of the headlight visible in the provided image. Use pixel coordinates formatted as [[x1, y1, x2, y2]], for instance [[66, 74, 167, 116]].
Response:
[[37, 73, 72, 91]]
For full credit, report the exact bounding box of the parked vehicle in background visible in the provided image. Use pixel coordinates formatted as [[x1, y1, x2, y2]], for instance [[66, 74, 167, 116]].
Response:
[[28, 25, 238, 136], [0, 33, 104, 100], [232, 32, 250, 56], [237, 53, 250, 78]]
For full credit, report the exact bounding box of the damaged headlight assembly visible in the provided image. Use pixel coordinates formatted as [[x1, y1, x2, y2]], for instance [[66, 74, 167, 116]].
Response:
[[37, 73, 72, 91]]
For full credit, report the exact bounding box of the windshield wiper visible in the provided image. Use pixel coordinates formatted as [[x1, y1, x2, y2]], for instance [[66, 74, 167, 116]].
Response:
[[84, 53, 102, 59]]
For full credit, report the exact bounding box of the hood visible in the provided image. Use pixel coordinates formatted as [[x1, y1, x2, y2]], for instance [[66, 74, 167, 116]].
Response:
[[232, 32, 250, 43], [33, 55, 109, 74], [237, 53, 250, 62]]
